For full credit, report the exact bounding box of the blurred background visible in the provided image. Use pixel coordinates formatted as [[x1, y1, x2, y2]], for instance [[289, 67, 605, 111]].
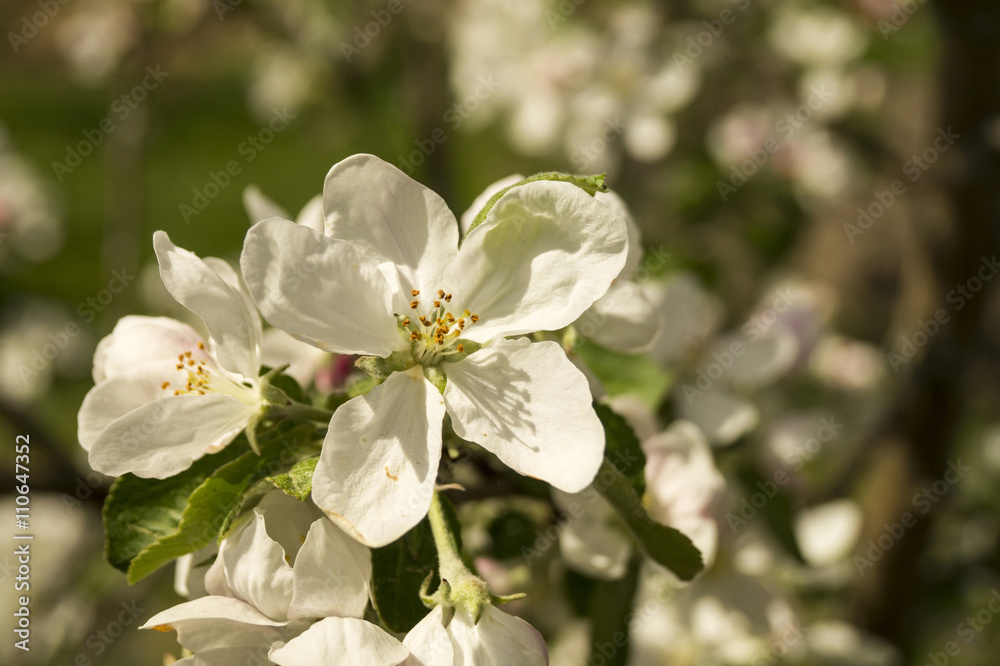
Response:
[[1, 0, 999, 664]]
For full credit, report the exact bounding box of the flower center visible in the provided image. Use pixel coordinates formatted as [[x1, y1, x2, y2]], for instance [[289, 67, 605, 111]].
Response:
[[399, 289, 479, 366], [161, 342, 254, 401]]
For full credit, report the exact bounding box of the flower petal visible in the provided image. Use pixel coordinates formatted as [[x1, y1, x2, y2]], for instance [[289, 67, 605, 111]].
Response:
[[154, 231, 261, 380], [78, 360, 179, 451], [171, 646, 275, 666], [241, 218, 399, 356], [243, 185, 291, 224], [323, 154, 460, 303], [271, 617, 409, 666], [578, 281, 662, 353], [553, 488, 632, 581], [446, 180, 628, 342], [295, 194, 324, 233], [402, 606, 454, 665], [446, 606, 548, 666], [594, 190, 643, 279], [260, 327, 330, 388], [311, 368, 445, 547], [459, 174, 524, 237], [92, 315, 204, 383], [676, 388, 759, 447], [443, 338, 603, 493], [220, 510, 295, 621], [288, 518, 372, 620], [643, 421, 725, 566], [140, 596, 293, 652], [88, 394, 255, 478]]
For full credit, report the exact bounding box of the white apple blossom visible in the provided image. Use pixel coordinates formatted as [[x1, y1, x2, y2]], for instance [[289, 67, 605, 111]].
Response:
[[144, 492, 401, 665], [403, 604, 548, 666], [461, 175, 661, 353], [241, 154, 628, 547], [78, 232, 265, 478]]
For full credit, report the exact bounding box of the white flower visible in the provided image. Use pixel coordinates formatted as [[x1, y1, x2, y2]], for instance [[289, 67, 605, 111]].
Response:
[[402, 604, 548, 666], [78, 232, 264, 478], [143, 492, 389, 665], [461, 175, 661, 353], [241, 154, 628, 547]]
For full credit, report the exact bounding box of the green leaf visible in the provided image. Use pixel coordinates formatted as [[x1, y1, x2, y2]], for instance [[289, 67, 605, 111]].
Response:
[[103, 444, 245, 574], [370, 517, 439, 633], [347, 374, 384, 399], [108, 423, 316, 584], [576, 339, 672, 409], [594, 402, 646, 496], [268, 456, 319, 501], [595, 459, 703, 581], [464, 171, 608, 237]]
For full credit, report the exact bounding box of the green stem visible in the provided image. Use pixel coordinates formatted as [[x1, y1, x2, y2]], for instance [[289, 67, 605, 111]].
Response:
[[427, 491, 471, 584], [279, 400, 335, 423]]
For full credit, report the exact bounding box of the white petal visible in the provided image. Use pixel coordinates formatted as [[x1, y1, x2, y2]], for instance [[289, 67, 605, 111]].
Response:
[[711, 329, 798, 388], [676, 388, 759, 447], [288, 518, 372, 620], [641, 274, 722, 366], [311, 368, 445, 547], [443, 338, 603, 493], [793, 500, 863, 568], [271, 617, 409, 666], [141, 596, 291, 652], [92, 315, 203, 382], [643, 421, 725, 565], [254, 489, 322, 561], [295, 194, 324, 233], [171, 646, 275, 666], [447, 180, 628, 342], [459, 174, 524, 236], [244, 185, 291, 224], [241, 218, 399, 356], [221, 511, 295, 621], [594, 190, 643, 279], [402, 606, 454, 665], [553, 488, 632, 581], [323, 154, 460, 301], [447, 605, 548, 666], [260, 327, 330, 387], [578, 281, 661, 353], [78, 360, 179, 451], [88, 394, 255, 478], [154, 231, 261, 379]]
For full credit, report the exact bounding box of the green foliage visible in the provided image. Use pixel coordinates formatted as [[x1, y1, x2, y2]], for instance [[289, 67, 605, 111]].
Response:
[[370, 518, 439, 633], [595, 402, 647, 496], [268, 456, 319, 501], [103, 424, 317, 584], [576, 340, 672, 409], [596, 460, 703, 581]]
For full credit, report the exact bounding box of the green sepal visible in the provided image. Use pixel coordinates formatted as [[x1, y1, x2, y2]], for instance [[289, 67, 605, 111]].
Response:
[[356, 351, 413, 378], [440, 339, 482, 363]]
